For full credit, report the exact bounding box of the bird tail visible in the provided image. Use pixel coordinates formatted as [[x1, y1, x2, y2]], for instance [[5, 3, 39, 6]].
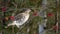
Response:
[[5, 22, 15, 28], [8, 23, 15, 26]]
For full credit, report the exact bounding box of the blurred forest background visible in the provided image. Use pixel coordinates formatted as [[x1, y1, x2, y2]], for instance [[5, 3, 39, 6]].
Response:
[[0, 0, 60, 34]]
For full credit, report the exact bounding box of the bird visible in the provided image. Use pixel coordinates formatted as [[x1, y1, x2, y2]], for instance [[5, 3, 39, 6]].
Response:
[[5, 9, 31, 28]]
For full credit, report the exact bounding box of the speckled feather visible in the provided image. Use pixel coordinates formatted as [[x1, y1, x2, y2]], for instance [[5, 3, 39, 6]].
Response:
[[5, 9, 31, 28]]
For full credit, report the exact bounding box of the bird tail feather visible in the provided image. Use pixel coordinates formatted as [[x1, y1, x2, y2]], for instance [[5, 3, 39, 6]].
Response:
[[5, 22, 15, 28]]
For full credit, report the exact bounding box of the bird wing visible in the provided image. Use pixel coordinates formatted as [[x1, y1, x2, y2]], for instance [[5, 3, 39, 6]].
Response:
[[14, 13, 25, 22], [14, 13, 29, 26]]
